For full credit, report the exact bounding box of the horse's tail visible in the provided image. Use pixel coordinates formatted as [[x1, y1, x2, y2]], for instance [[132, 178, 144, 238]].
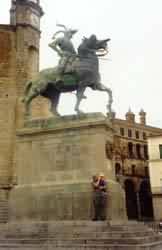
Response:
[[21, 81, 32, 103]]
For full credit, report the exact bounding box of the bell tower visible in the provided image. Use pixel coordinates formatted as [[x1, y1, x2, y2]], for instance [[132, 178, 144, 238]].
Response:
[[13, 0, 43, 92], [10, 0, 49, 124], [15, 0, 43, 31]]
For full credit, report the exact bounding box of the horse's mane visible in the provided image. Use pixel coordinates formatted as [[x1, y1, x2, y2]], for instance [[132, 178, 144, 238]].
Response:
[[77, 36, 93, 56]]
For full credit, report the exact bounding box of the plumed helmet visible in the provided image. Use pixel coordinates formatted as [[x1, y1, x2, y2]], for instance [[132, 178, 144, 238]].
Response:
[[69, 29, 78, 35]]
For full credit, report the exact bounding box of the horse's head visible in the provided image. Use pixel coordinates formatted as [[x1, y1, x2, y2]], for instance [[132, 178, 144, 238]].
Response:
[[96, 38, 110, 51], [91, 35, 110, 56], [78, 34, 110, 57]]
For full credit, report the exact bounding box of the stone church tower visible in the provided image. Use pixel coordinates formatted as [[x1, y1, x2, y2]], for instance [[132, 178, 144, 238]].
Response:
[[10, 0, 43, 87], [10, 0, 48, 123], [0, 0, 47, 222]]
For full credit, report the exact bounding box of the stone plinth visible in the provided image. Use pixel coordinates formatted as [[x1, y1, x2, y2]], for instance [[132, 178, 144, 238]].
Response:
[[9, 113, 126, 221]]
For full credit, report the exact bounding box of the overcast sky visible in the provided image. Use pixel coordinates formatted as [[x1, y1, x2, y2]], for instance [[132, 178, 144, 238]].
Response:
[[1, 0, 162, 127]]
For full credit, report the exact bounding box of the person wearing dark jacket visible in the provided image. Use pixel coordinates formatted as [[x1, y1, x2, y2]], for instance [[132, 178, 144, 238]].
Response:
[[92, 173, 107, 220]]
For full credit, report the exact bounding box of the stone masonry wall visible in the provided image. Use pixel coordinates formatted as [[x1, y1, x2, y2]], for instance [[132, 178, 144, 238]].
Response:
[[0, 26, 17, 186]]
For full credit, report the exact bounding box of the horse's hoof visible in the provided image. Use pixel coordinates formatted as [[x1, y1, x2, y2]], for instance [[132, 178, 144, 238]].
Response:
[[51, 110, 60, 117], [106, 104, 111, 111], [55, 112, 60, 117], [77, 110, 84, 115], [107, 112, 114, 120]]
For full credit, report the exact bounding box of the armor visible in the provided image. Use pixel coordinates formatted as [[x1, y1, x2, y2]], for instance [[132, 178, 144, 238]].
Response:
[[49, 24, 77, 79]]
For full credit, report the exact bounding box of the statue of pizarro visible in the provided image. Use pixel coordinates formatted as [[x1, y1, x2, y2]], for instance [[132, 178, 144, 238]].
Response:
[[49, 24, 78, 81], [23, 25, 113, 117]]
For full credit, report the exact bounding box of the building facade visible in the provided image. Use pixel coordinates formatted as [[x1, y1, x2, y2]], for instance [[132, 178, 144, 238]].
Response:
[[110, 110, 162, 220], [148, 135, 162, 220], [0, 0, 50, 222]]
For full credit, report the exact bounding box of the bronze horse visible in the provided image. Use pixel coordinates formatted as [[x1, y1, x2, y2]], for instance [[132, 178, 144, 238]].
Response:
[[22, 35, 113, 117]]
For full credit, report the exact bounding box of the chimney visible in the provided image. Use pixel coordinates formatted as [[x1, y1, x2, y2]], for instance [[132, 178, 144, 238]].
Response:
[[125, 108, 135, 123], [139, 109, 146, 125]]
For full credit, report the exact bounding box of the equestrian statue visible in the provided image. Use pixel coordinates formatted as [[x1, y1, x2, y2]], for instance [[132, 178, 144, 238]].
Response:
[[22, 24, 113, 117]]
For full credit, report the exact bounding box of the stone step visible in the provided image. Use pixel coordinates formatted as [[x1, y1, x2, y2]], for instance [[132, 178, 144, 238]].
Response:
[[1, 231, 157, 243], [0, 221, 161, 249], [0, 227, 153, 237], [47, 231, 156, 238], [0, 224, 155, 238], [0, 241, 162, 250], [0, 235, 162, 246], [2, 221, 150, 229]]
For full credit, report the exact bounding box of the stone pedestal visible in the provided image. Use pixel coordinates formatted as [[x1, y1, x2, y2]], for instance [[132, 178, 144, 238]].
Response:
[[9, 113, 126, 221]]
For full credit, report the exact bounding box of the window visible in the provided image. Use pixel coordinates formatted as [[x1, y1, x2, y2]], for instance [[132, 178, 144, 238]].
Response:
[[135, 131, 139, 139], [115, 163, 121, 175], [136, 144, 142, 159], [28, 46, 39, 77], [144, 145, 148, 160], [128, 142, 134, 158], [132, 165, 136, 175], [145, 166, 149, 177], [143, 132, 146, 140], [128, 129, 132, 138], [120, 127, 124, 136], [159, 145, 162, 159]]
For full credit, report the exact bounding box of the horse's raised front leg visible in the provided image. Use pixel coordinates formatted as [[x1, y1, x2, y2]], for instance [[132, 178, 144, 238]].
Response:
[[75, 86, 86, 115], [95, 83, 113, 115]]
